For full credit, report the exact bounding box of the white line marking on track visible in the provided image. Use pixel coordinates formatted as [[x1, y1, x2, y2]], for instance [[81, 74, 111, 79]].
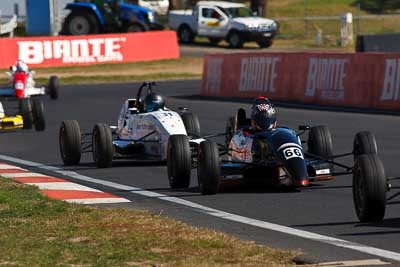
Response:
[[0, 154, 399, 262], [1, 172, 47, 178], [26, 182, 103, 192], [65, 198, 132, 204], [0, 164, 26, 170], [303, 259, 389, 266]]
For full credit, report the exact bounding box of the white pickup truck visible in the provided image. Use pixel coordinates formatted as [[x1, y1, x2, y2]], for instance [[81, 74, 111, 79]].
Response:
[[168, 1, 278, 48]]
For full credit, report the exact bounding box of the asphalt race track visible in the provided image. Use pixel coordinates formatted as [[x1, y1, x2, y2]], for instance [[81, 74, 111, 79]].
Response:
[[1, 80, 400, 265]]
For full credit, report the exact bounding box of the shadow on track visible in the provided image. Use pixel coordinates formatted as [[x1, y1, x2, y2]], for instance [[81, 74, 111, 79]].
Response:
[[172, 95, 400, 117]]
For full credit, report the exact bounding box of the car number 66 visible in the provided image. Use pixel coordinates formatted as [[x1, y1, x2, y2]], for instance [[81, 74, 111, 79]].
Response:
[[283, 147, 303, 160]]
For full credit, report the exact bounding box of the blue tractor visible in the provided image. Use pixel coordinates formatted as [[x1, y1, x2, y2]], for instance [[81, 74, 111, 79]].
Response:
[[61, 0, 163, 35]]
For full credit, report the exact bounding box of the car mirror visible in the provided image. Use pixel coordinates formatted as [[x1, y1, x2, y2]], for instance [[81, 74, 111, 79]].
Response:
[[298, 125, 310, 131], [128, 108, 138, 114]]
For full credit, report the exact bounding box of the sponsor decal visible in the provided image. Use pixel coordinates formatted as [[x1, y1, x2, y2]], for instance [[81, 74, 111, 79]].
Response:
[[282, 147, 303, 160], [136, 123, 156, 131], [17, 37, 126, 64], [381, 58, 400, 101], [205, 57, 223, 94], [239, 56, 281, 92], [306, 57, 348, 100]]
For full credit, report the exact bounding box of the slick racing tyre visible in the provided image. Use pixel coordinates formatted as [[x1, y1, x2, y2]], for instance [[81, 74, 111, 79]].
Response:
[[181, 112, 201, 138], [32, 98, 45, 131], [307, 126, 333, 159], [353, 154, 387, 222], [20, 98, 33, 130], [92, 123, 113, 168], [59, 120, 82, 165], [197, 140, 220, 195], [167, 134, 191, 188], [48, 76, 59, 100], [353, 131, 377, 158]]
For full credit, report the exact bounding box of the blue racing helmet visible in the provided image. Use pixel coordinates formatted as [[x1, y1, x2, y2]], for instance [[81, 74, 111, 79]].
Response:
[[143, 93, 165, 112], [251, 96, 276, 130]]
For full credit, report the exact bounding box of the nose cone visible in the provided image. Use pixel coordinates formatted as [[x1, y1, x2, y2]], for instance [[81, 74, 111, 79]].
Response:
[[284, 157, 309, 186]]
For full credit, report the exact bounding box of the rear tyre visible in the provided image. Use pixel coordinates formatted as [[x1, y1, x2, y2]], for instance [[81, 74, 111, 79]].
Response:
[[178, 25, 194, 44], [353, 154, 387, 222], [227, 31, 243, 48], [197, 140, 220, 195], [92, 123, 113, 168], [20, 98, 33, 130], [62, 11, 99, 35], [48, 76, 59, 100], [59, 120, 82, 165], [32, 98, 45, 131], [307, 126, 333, 158], [353, 131, 377, 158], [167, 134, 191, 188], [181, 112, 201, 138]]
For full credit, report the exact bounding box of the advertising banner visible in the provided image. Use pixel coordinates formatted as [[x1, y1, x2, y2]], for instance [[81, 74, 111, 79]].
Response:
[[201, 52, 400, 111], [0, 31, 179, 68]]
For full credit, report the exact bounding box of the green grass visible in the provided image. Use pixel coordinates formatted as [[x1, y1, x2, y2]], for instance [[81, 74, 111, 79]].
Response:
[[265, 0, 400, 48], [33, 72, 201, 85], [0, 177, 298, 266]]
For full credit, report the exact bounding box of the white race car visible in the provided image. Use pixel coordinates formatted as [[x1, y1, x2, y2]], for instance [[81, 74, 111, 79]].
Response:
[[59, 82, 202, 170]]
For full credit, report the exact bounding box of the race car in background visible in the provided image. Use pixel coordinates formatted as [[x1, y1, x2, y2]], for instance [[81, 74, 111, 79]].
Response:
[[0, 98, 45, 131], [0, 60, 59, 100], [59, 82, 201, 169], [166, 105, 392, 223]]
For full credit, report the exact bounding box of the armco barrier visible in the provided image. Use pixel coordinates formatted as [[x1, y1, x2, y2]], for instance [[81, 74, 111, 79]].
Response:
[[201, 52, 400, 111], [0, 31, 179, 68]]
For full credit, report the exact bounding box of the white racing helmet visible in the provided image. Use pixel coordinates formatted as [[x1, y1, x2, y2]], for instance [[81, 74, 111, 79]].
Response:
[[15, 60, 28, 72]]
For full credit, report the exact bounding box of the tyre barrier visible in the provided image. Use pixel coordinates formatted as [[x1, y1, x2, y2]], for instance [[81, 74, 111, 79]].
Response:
[[201, 52, 400, 111]]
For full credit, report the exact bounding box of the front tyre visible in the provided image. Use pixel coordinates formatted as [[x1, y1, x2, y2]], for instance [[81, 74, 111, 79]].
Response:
[[32, 98, 45, 131], [197, 140, 220, 195], [48, 76, 59, 100], [167, 135, 191, 188], [353, 131, 377, 158], [59, 120, 82, 165], [92, 123, 113, 168], [307, 126, 333, 158], [181, 112, 201, 138], [353, 154, 387, 222], [20, 98, 33, 130], [257, 38, 273, 48]]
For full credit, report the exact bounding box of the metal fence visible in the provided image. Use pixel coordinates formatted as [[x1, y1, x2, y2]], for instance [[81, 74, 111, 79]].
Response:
[[0, 12, 18, 37], [272, 13, 400, 47]]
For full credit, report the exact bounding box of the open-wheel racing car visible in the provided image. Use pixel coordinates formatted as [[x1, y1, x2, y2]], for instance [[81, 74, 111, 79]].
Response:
[[0, 60, 59, 101], [59, 82, 202, 168], [166, 97, 393, 223], [0, 98, 46, 131]]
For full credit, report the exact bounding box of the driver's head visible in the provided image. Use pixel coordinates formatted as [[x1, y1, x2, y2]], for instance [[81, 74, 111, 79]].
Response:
[[251, 96, 276, 131], [143, 93, 165, 112], [16, 60, 28, 72]]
